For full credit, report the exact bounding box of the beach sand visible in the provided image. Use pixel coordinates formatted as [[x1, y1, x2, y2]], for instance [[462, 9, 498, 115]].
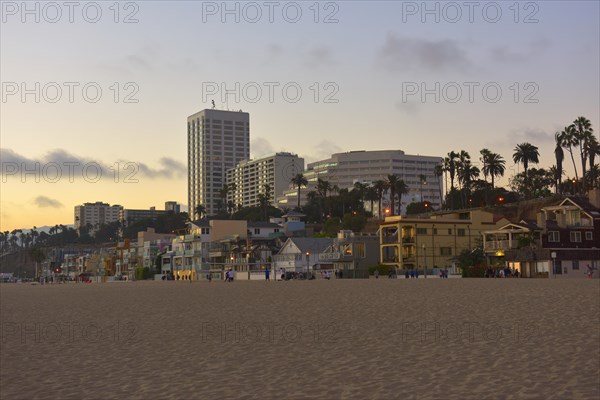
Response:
[[1, 279, 599, 400]]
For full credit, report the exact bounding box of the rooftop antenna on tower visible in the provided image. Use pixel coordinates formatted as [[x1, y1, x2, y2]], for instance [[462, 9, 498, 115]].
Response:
[[211, 100, 215, 109]]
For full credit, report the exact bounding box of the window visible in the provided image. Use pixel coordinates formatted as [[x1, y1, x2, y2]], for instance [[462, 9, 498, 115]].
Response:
[[585, 231, 593, 241], [274, 228, 280, 233], [417, 228, 427, 235], [354, 243, 366, 258], [457, 229, 466, 237], [548, 231, 560, 242], [254, 228, 260, 234], [448, 229, 452, 235], [440, 247, 452, 256], [433, 228, 438, 235], [201, 228, 209, 235], [570, 231, 582, 243], [572, 260, 579, 270]]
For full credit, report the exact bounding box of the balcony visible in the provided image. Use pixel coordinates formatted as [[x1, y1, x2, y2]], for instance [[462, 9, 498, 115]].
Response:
[[382, 236, 399, 244], [401, 236, 415, 244], [319, 252, 342, 261]]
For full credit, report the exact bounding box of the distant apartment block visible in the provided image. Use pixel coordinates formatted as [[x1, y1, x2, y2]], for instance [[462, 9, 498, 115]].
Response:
[[120, 207, 167, 227], [74, 202, 122, 233], [165, 201, 181, 213], [226, 152, 304, 208], [188, 109, 250, 218], [276, 150, 442, 214]]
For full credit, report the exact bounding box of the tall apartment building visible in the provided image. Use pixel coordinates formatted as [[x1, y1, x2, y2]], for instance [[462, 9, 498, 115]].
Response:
[[74, 202, 122, 233], [226, 152, 304, 208], [275, 150, 443, 214], [188, 109, 250, 218]]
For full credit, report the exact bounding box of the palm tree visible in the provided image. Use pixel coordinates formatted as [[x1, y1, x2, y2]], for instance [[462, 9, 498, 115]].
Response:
[[554, 132, 565, 194], [373, 179, 388, 219], [447, 151, 458, 190], [479, 148, 492, 183], [559, 125, 579, 182], [364, 186, 378, 216], [548, 166, 563, 193], [433, 163, 444, 207], [194, 204, 206, 220], [573, 116, 594, 187], [482, 152, 505, 190], [585, 136, 600, 189], [512, 142, 540, 181], [291, 173, 308, 210], [386, 174, 400, 216], [395, 179, 409, 216]]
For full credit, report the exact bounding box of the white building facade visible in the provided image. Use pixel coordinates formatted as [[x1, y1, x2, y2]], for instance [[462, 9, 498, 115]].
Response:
[[276, 150, 442, 214]]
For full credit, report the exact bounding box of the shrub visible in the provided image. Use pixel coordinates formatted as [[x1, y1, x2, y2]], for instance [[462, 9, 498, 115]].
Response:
[[368, 264, 396, 276]]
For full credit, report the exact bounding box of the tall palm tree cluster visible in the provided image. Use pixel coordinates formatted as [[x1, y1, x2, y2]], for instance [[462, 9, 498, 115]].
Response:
[[291, 174, 410, 222], [554, 116, 599, 193], [0, 225, 77, 253], [437, 116, 599, 208]]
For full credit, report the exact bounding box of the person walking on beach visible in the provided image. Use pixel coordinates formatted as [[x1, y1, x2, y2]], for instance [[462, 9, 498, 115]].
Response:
[[265, 267, 270, 282], [207, 272, 212, 283], [374, 269, 379, 279], [586, 264, 594, 279]]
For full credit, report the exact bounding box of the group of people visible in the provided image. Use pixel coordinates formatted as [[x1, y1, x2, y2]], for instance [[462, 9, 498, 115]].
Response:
[[225, 269, 234, 282], [485, 267, 519, 278]]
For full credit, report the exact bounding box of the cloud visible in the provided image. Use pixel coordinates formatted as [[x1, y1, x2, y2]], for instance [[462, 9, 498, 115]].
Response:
[[267, 43, 284, 58], [490, 38, 551, 64], [1, 148, 185, 180], [305, 46, 334, 68], [250, 138, 275, 159], [508, 128, 554, 144], [135, 157, 187, 179], [378, 34, 471, 73], [305, 140, 343, 163], [395, 100, 420, 115], [34, 196, 63, 208]]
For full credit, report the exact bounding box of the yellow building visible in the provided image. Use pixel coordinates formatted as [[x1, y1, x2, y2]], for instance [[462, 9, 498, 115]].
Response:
[[379, 209, 510, 275]]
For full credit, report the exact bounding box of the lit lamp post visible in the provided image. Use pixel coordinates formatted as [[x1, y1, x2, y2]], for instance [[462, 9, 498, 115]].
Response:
[[306, 251, 310, 279], [551, 252, 556, 277], [230, 255, 234, 280], [422, 244, 426, 278]]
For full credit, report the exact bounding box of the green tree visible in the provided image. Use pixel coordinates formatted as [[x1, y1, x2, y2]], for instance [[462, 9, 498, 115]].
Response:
[[373, 179, 388, 219], [512, 142, 540, 182], [481, 151, 505, 190], [573, 116, 594, 189], [291, 173, 308, 210], [386, 174, 400, 216]]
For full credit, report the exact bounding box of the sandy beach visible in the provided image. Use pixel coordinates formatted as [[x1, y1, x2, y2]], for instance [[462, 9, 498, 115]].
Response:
[[1, 279, 599, 400]]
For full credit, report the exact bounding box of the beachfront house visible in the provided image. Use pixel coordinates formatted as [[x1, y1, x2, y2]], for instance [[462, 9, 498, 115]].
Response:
[[319, 230, 379, 278], [486, 194, 600, 278], [273, 237, 333, 275], [380, 209, 510, 276]]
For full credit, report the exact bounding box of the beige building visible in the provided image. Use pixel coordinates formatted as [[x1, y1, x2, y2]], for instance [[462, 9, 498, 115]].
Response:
[[74, 202, 122, 234], [380, 209, 510, 275], [226, 152, 304, 208]]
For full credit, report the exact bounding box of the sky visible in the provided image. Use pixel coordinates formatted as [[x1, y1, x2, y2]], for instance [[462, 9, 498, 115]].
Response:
[[1, 0, 599, 231]]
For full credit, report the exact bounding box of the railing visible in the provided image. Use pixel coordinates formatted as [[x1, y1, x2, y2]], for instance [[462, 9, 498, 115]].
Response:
[[319, 252, 343, 261], [484, 240, 511, 251], [382, 236, 398, 244], [401, 237, 415, 244]]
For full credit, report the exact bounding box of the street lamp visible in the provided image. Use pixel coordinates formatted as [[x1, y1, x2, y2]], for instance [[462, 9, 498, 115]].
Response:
[[306, 251, 310, 279], [422, 244, 426, 278]]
